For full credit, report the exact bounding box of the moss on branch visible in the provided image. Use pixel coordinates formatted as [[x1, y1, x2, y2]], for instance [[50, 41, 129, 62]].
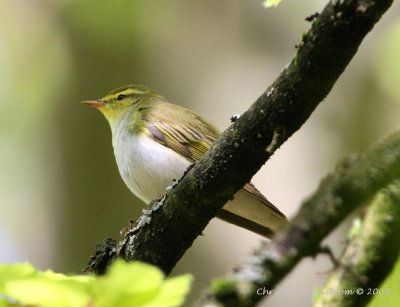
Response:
[[315, 181, 400, 307], [201, 132, 400, 306]]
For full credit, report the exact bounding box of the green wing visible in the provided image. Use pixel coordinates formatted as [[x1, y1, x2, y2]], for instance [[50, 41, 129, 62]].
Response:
[[143, 102, 219, 163], [139, 100, 287, 234]]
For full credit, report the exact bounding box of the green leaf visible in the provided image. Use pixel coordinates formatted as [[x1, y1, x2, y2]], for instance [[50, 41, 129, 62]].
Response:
[[0, 263, 36, 305], [0, 260, 191, 307], [6, 277, 92, 307], [0, 263, 93, 307], [92, 260, 164, 306], [148, 274, 193, 307], [91, 259, 192, 307], [0, 262, 36, 284], [263, 0, 282, 8]]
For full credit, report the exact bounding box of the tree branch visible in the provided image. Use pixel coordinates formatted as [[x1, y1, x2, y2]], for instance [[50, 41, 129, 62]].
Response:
[[86, 0, 393, 275], [200, 132, 400, 306], [315, 181, 400, 307]]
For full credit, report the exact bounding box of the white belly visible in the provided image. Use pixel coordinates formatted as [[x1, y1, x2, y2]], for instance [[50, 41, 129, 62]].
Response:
[[112, 125, 191, 204]]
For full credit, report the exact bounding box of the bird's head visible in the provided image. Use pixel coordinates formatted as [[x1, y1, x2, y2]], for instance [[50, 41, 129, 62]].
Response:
[[81, 84, 161, 126]]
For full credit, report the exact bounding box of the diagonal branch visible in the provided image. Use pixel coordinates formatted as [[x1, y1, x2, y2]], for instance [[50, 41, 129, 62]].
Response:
[[85, 0, 393, 275], [200, 132, 400, 306], [315, 181, 400, 307]]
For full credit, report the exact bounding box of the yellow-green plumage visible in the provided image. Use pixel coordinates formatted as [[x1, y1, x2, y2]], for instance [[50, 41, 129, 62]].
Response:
[[82, 85, 287, 238]]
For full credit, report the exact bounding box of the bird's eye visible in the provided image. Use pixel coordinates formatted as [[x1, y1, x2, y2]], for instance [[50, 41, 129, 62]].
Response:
[[117, 94, 125, 101]]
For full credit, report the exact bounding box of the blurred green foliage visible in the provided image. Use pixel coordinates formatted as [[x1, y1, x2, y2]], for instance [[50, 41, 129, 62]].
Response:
[[369, 257, 400, 307], [263, 0, 282, 8], [0, 260, 191, 307]]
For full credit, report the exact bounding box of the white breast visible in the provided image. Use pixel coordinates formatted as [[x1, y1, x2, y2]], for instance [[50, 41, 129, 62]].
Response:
[[111, 119, 191, 204]]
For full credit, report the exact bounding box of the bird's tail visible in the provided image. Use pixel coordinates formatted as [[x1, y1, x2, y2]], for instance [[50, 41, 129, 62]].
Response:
[[217, 183, 287, 239]]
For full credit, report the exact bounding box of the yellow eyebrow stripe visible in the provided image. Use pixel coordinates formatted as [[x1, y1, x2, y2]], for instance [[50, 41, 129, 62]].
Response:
[[101, 85, 162, 101]]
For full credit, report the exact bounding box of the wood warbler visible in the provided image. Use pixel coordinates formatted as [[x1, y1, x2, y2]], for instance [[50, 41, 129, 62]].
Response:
[[82, 85, 287, 238]]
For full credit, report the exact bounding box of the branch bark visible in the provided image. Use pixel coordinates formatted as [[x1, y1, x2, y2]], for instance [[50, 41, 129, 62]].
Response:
[[315, 181, 400, 307], [86, 0, 393, 275], [201, 132, 400, 307]]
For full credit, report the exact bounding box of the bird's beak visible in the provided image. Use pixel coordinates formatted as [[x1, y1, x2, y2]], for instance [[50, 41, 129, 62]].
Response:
[[80, 100, 106, 109]]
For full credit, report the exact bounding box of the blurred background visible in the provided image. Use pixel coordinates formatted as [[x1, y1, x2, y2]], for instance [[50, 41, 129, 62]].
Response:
[[1, 0, 400, 306]]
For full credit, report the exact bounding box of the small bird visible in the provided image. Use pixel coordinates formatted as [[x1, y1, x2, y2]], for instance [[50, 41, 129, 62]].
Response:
[[82, 85, 287, 238]]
